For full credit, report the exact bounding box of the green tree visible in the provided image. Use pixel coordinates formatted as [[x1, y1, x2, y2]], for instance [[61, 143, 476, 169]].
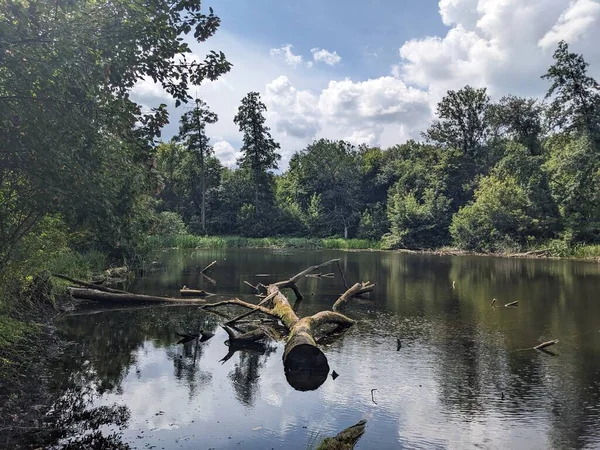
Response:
[[174, 99, 218, 233], [0, 0, 231, 265], [424, 86, 491, 157], [423, 86, 494, 209], [286, 140, 362, 238], [233, 92, 281, 216], [488, 96, 544, 155], [542, 41, 600, 135], [384, 186, 451, 249], [544, 133, 600, 242], [450, 175, 532, 252]]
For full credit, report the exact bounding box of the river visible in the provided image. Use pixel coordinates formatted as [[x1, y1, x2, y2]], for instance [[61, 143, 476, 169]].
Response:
[[52, 249, 600, 449]]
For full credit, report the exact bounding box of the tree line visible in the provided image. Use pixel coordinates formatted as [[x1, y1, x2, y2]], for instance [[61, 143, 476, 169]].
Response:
[[1, 0, 599, 276], [157, 40, 600, 253]]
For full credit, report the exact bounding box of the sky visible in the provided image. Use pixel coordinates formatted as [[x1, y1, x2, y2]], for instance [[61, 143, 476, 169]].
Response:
[[132, 0, 600, 169]]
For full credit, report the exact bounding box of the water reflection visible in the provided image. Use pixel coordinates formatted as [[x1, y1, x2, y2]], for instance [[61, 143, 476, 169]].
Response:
[[44, 249, 600, 449]]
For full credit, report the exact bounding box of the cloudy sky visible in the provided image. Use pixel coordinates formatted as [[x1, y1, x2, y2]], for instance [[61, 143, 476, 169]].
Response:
[[133, 0, 600, 169]]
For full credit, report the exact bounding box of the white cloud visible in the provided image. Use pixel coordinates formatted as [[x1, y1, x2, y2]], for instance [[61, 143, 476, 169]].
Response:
[[269, 44, 304, 67], [311, 48, 342, 66], [213, 140, 241, 168], [399, 0, 600, 102], [538, 0, 600, 49], [264, 75, 431, 151], [264, 76, 321, 140]]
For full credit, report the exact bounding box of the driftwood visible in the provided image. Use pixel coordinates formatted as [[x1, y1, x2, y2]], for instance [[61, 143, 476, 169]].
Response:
[[204, 259, 372, 391], [224, 292, 277, 326], [306, 272, 335, 279], [222, 325, 269, 344], [534, 339, 559, 350], [52, 274, 129, 294], [504, 301, 519, 307], [317, 420, 367, 450], [200, 260, 217, 273], [332, 282, 375, 311], [201, 272, 217, 285], [68, 288, 207, 303], [180, 287, 213, 297]]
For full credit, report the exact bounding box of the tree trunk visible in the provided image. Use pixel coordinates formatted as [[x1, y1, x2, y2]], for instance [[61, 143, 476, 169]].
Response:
[[332, 282, 375, 311], [317, 419, 367, 450], [204, 259, 366, 391], [200, 147, 206, 234], [68, 288, 207, 303], [51, 274, 130, 294]]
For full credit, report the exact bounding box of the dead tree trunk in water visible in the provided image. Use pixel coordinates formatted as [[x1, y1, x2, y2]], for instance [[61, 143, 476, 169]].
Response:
[[204, 259, 374, 391]]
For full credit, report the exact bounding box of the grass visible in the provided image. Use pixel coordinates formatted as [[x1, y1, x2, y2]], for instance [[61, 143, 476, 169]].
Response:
[[145, 234, 380, 251], [47, 249, 109, 279]]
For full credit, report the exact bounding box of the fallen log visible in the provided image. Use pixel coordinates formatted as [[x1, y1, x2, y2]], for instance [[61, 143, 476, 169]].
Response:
[[52, 274, 130, 294], [180, 287, 213, 297], [68, 288, 207, 303], [201, 272, 217, 285], [332, 282, 375, 311], [534, 339, 559, 350], [224, 291, 277, 326], [222, 325, 269, 344], [205, 259, 361, 391], [201, 260, 217, 273], [317, 419, 367, 450]]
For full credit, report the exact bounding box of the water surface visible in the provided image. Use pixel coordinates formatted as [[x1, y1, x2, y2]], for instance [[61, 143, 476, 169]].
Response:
[[55, 249, 600, 449]]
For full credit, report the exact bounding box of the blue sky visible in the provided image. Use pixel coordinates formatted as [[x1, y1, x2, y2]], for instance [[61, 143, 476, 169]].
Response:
[[133, 0, 600, 169], [209, 0, 445, 80]]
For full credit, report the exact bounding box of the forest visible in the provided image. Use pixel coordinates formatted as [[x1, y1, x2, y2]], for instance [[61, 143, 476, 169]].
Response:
[[2, 0, 600, 288], [2, 8, 600, 299], [0, 0, 600, 292]]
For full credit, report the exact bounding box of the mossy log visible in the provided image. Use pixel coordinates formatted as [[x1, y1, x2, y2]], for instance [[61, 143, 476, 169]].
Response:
[[317, 419, 367, 450], [204, 259, 369, 391]]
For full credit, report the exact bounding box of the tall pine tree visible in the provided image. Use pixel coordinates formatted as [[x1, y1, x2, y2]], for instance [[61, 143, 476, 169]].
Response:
[[175, 99, 218, 233], [234, 92, 281, 216]]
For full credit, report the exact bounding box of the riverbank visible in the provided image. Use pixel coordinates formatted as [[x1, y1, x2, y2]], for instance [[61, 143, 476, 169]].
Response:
[[144, 234, 380, 250], [144, 234, 600, 262]]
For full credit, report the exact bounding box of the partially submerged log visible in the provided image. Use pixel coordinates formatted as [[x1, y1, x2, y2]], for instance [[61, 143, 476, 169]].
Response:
[[68, 288, 207, 303], [317, 420, 367, 450], [332, 282, 375, 311], [201, 260, 217, 273], [180, 287, 213, 297], [534, 339, 559, 350], [222, 325, 269, 344], [204, 259, 367, 391], [52, 274, 129, 294]]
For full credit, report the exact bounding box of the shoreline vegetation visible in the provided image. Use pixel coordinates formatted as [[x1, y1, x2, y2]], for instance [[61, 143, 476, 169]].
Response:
[[144, 233, 600, 262]]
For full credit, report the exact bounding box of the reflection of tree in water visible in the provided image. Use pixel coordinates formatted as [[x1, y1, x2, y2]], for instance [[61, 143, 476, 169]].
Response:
[[36, 307, 223, 447], [45, 378, 131, 450], [228, 345, 277, 407], [165, 337, 213, 400]]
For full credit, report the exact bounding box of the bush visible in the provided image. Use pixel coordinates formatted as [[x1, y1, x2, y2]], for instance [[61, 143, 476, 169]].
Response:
[[450, 175, 532, 252], [152, 211, 187, 237], [385, 185, 451, 249]]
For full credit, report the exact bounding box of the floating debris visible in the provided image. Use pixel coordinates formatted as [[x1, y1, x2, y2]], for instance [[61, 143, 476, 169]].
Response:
[[331, 370, 339, 380], [534, 339, 559, 350]]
